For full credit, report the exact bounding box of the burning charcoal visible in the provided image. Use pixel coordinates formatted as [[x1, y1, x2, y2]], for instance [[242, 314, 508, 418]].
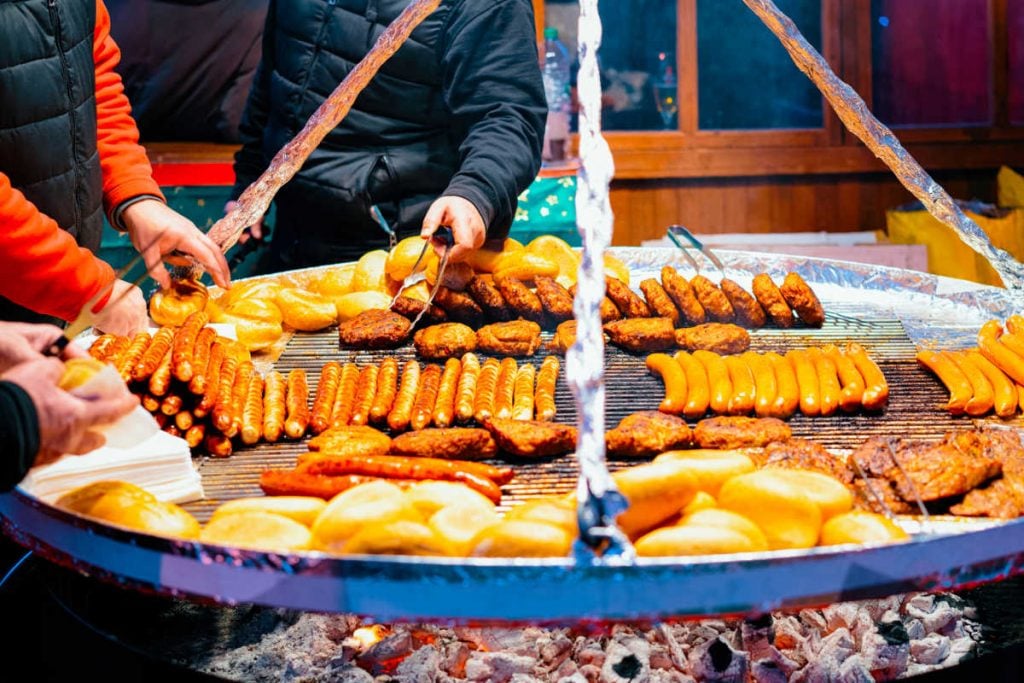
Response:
[[903, 619, 926, 641], [751, 659, 788, 683], [797, 609, 828, 633], [464, 652, 535, 683], [393, 646, 442, 683], [539, 633, 574, 669], [357, 629, 414, 675], [823, 603, 862, 635], [601, 637, 651, 683], [326, 663, 375, 683], [576, 645, 606, 669], [910, 634, 951, 666], [557, 674, 589, 683], [863, 625, 910, 680], [740, 616, 776, 663], [688, 636, 749, 682], [816, 628, 856, 669]]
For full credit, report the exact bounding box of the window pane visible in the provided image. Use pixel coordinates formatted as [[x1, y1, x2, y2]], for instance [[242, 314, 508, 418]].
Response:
[[696, 0, 824, 131], [545, 0, 678, 131], [872, 0, 992, 127], [1011, 0, 1024, 125]]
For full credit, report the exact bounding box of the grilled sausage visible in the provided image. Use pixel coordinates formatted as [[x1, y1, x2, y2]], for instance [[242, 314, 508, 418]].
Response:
[[968, 349, 1017, 418], [647, 353, 688, 415], [160, 392, 183, 417], [661, 266, 705, 325], [369, 358, 399, 424], [979, 320, 1024, 385], [193, 341, 227, 418], [349, 365, 379, 427], [766, 351, 799, 419], [228, 360, 255, 437], [473, 358, 502, 423], [387, 360, 421, 432], [493, 358, 518, 420], [262, 370, 287, 442], [141, 393, 160, 413], [455, 353, 481, 423], [410, 363, 442, 431], [104, 336, 132, 367], [330, 363, 360, 429], [823, 344, 865, 412], [310, 362, 341, 435], [88, 334, 118, 361], [786, 349, 820, 416], [117, 332, 152, 382], [535, 356, 560, 422], [205, 434, 233, 458], [284, 369, 310, 439], [133, 327, 174, 382], [724, 354, 756, 415], [174, 409, 194, 432], [948, 351, 995, 417], [674, 351, 710, 419], [211, 354, 240, 434], [171, 311, 209, 382], [241, 373, 265, 445], [185, 423, 205, 449], [742, 351, 777, 418], [433, 358, 462, 428], [843, 342, 888, 411], [147, 346, 174, 397], [511, 363, 536, 421], [916, 349, 972, 415], [187, 327, 217, 395], [693, 350, 731, 415]]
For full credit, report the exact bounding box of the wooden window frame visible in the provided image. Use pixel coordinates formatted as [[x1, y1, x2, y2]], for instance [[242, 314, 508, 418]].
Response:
[[537, 0, 1024, 180]]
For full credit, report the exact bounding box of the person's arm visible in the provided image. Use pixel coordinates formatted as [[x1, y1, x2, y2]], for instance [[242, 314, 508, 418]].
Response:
[[439, 0, 547, 240], [231, 0, 278, 200], [93, 0, 166, 228], [0, 173, 115, 321], [0, 381, 40, 492]]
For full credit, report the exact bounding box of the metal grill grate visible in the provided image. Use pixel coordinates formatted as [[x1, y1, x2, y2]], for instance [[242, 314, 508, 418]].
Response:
[[185, 305, 1021, 522]]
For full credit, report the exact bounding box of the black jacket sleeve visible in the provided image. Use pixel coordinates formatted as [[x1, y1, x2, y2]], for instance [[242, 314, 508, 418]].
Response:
[[439, 0, 547, 239], [231, 0, 278, 200], [0, 381, 41, 492]]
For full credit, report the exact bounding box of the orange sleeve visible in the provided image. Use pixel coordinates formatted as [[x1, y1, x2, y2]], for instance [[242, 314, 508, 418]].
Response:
[[93, 0, 165, 219], [0, 172, 115, 321]]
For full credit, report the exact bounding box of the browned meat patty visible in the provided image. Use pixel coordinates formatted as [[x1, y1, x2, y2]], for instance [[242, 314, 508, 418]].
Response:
[[779, 272, 825, 327], [690, 275, 735, 323], [693, 415, 792, 450], [434, 286, 485, 327], [548, 320, 577, 355], [413, 322, 478, 360], [606, 411, 692, 458], [466, 275, 512, 322], [338, 309, 411, 349], [605, 276, 651, 319], [570, 284, 622, 322], [477, 320, 543, 357], [719, 278, 766, 328], [390, 427, 498, 460], [603, 317, 676, 354], [534, 275, 575, 325], [391, 296, 447, 327], [493, 274, 545, 324], [675, 323, 750, 355], [751, 274, 794, 328], [639, 278, 680, 327], [661, 266, 705, 325], [482, 417, 577, 458], [304, 425, 392, 457], [757, 438, 854, 484]]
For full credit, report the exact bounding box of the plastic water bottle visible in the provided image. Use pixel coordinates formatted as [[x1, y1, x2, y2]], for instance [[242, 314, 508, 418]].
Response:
[[541, 27, 571, 163]]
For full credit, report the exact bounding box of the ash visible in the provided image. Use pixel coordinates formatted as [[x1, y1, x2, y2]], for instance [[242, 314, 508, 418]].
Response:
[[193, 593, 979, 682]]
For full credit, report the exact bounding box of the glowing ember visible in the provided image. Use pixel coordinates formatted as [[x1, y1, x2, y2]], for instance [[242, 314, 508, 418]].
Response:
[[351, 624, 388, 649]]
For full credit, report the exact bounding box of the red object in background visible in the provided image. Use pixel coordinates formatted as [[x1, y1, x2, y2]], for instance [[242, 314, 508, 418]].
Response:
[[872, 0, 992, 127], [150, 162, 235, 187], [1011, 0, 1024, 125]]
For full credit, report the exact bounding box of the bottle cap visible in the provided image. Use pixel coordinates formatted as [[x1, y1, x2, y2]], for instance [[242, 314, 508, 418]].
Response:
[[544, 27, 558, 40]]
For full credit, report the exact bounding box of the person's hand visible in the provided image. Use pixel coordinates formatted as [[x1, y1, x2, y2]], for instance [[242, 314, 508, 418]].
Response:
[[226, 200, 267, 244], [422, 196, 486, 263], [0, 322, 85, 372], [90, 279, 147, 337], [2, 358, 138, 467], [122, 198, 231, 289]]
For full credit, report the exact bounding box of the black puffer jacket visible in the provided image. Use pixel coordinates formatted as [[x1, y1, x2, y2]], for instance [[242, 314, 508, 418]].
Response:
[[0, 0, 104, 323], [232, 0, 545, 248]]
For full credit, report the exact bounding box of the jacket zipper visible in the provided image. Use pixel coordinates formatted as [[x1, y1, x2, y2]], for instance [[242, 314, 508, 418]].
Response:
[[48, 0, 82, 233], [294, 0, 336, 129]]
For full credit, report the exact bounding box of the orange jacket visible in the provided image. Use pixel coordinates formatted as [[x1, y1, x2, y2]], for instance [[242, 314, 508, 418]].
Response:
[[0, 0, 164, 322]]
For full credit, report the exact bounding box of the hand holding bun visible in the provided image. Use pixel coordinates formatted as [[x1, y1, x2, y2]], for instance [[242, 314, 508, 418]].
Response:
[[149, 278, 209, 327]]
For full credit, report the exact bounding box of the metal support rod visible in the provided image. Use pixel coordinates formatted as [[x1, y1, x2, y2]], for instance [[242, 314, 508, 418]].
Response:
[[742, 0, 1024, 290]]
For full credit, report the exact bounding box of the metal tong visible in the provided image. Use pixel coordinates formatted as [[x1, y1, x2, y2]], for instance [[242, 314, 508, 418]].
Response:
[[666, 224, 726, 274], [847, 437, 933, 537], [388, 226, 455, 329]]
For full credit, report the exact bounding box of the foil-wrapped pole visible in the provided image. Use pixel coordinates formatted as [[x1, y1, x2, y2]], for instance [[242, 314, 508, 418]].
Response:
[[177, 0, 442, 279], [742, 0, 1024, 290], [569, 0, 634, 563]]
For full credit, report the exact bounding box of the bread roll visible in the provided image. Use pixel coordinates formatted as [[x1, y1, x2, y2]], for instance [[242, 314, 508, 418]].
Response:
[[635, 525, 763, 557], [653, 449, 756, 496], [218, 314, 284, 352], [762, 468, 853, 521], [677, 508, 769, 550], [311, 481, 420, 553], [220, 279, 283, 308], [149, 279, 209, 327], [342, 519, 452, 556], [309, 264, 357, 297], [504, 498, 577, 534], [404, 481, 494, 519], [717, 470, 822, 550], [200, 511, 312, 552], [332, 292, 393, 322], [428, 503, 501, 556], [385, 236, 433, 281], [464, 238, 523, 273], [223, 297, 283, 325], [276, 288, 337, 331], [611, 460, 700, 538], [469, 520, 573, 558], [210, 496, 327, 528], [353, 249, 391, 293], [820, 511, 909, 546], [57, 481, 200, 540]]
